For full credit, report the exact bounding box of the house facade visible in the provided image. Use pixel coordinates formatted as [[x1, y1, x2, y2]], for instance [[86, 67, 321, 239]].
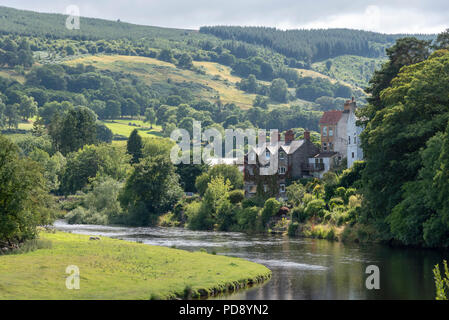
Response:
[[243, 130, 320, 199], [346, 100, 364, 168]]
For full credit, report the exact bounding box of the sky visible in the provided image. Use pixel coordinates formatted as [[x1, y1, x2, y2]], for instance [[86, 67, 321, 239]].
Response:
[[3, 0, 449, 34]]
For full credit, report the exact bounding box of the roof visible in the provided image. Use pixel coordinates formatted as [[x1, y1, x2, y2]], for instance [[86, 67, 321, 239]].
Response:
[[249, 140, 305, 156], [313, 151, 338, 158], [319, 110, 343, 125]]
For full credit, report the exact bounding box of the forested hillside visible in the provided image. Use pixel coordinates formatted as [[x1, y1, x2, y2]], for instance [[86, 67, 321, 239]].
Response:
[[200, 26, 435, 63]]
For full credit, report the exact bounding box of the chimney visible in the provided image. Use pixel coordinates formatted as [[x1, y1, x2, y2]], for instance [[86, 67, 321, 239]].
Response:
[[304, 130, 310, 141], [285, 129, 294, 143]]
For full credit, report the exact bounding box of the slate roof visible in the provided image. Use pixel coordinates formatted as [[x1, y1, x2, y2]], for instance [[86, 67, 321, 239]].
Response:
[[249, 140, 305, 156]]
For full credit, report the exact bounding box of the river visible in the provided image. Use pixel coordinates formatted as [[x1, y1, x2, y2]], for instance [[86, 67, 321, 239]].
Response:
[[54, 220, 448, 300]]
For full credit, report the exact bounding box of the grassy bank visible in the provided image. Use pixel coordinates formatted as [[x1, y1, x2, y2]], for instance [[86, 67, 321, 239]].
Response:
[[0, 231, 271, 300]]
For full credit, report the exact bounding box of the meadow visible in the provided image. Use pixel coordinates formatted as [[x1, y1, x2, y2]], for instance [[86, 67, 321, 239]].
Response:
[[0, 231, 271, 300]]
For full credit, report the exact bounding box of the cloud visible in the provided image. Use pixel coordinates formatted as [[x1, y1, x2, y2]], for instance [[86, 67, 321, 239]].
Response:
[[2, 0, 448, 34]]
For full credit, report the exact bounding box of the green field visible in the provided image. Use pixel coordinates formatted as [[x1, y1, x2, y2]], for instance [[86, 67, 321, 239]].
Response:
[[100, 119, 163, 138], [0, 231, 271, 300]]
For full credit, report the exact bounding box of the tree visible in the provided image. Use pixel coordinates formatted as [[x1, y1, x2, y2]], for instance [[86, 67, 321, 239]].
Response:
[[361, 51, 449, 246], [195, 164, 244, 196], [158, 49, 174, 63], [144, 108, 156, 129], [4, 103, 20, 129], [434, 28, 449, 50], [96, 123, 113, 143], [48, 106, 97, 155], [270, 78, 288, 102], [120, 155, 183, 226], [105, 99, 121, 119], [362, 37, 431, 121], [126, 129, 143, 164], [177, 53, 193, 69], [0, 135, 53, 244], [60, 144, 131, 195], [18, 95, 38, 121]]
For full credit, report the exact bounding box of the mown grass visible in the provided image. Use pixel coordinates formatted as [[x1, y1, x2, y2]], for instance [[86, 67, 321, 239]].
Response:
[[0, 231, 271, 300], [100, 119, 162, 139]]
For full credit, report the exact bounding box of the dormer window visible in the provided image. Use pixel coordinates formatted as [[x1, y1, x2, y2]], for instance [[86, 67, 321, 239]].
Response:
[[329, 128, 333, 136], [323, 126, 327, 136], [279, 151, 285, 160]]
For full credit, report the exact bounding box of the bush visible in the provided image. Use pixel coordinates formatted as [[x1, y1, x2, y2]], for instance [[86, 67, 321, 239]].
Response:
[[228, 190, 245, 204], [287, 222, 299, 237], [291, 206, 308, 223], [236, 206, 259, 231], [304, 199, 326, 220], [260, 198, 281, 226]]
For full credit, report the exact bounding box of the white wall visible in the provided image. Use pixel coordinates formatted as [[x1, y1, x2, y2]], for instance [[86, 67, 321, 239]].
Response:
[[347, 107, 364, 168]]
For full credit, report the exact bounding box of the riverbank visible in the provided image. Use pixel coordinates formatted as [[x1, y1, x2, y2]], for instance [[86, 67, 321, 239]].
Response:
[[0, 231, 271, 300]]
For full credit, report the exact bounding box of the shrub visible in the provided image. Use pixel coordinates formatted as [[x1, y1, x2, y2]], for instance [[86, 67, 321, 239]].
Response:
[[236, 206, 259, 231], [260, 198, 281, 226], [291, 206, 308, 223], [305, 199, 326, 220], [287, 222, 299, 237], [228, 190, 245, 204]]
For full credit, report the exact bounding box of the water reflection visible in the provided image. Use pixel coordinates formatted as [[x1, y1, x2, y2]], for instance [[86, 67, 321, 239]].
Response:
[[54, 220, 448, 300]]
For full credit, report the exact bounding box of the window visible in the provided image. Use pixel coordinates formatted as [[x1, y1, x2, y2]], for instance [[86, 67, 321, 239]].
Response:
[[329, 128, 333, 136], [348, 136, 351, 144], [278, 167, 286, 174], [249, 185, 257, 194], [323, 126, 327, 136], [265, 150, 270, 160], [263, 184, 268, 192], [354, 136, 357, 144], [280, 184, 286, 193], [352, 152, 355, 158], [279, 151, 285, 160], [323, 142, 327, 151], [329, 142, 333, 150], [249, 152, 256, 162]]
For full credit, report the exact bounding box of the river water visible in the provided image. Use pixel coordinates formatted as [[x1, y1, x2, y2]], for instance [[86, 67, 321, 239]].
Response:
[[54, 220, 448, 300]]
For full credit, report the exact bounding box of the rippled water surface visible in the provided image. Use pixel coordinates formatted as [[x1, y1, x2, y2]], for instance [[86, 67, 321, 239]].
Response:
[[54, 220, 448, 300]]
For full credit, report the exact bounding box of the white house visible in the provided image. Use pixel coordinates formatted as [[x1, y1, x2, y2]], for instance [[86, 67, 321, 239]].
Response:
[[346, 99, 364, 168]]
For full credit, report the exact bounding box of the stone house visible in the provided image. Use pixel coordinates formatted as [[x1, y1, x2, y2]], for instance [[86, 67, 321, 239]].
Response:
[[243, 130, 320, 199]]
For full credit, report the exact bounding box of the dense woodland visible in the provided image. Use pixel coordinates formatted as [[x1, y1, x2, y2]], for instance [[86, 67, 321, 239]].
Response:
[[1, 6, 449, 252]]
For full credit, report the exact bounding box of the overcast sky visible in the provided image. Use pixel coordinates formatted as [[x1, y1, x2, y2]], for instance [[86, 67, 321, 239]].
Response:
[[4, 0, 448, 34]]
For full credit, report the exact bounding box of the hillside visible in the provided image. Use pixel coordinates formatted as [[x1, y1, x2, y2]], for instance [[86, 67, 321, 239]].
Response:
[[199, 26, 436, 63]]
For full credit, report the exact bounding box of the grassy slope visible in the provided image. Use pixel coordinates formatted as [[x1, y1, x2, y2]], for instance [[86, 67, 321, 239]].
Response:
[[0, 231, 271, 300], [101, 119, 163, 138], [65, 55, 258, 109], [312, 55, 386, 89]]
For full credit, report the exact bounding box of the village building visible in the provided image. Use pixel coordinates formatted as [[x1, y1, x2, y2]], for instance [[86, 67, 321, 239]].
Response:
[[243, 130, 320, 199], [242, 99, 364, 198]]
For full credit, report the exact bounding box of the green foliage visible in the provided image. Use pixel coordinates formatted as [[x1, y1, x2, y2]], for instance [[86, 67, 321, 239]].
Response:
[[48, 106, 97, 155], [60, 144, 130, 195], [260, 198, 280, 226], [228, 189, 245, 204], [195, 164, 243, 196], [120, 155, 183, 226], [66, 176, 123, 225], [433, 260, 449, 300], [0, 135, 54, 244], [126, 129, 143, 164], [361, 50, 449, 247]]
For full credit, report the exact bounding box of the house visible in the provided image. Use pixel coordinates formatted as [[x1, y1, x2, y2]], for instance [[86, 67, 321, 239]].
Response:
[[243, 130, 320, 199], [307, 151, 340, 179], [346, 99, 364, 168]]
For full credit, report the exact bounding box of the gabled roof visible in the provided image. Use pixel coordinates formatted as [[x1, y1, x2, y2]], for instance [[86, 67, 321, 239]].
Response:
[[313, 151, 338, 158], [319, 110, 343, 125], [250, 140, 305, 156]]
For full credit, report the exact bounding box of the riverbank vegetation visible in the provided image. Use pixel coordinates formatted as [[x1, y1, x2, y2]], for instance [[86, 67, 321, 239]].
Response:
[[0, 231, 271, 299], [1, 5, 449, 253]]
